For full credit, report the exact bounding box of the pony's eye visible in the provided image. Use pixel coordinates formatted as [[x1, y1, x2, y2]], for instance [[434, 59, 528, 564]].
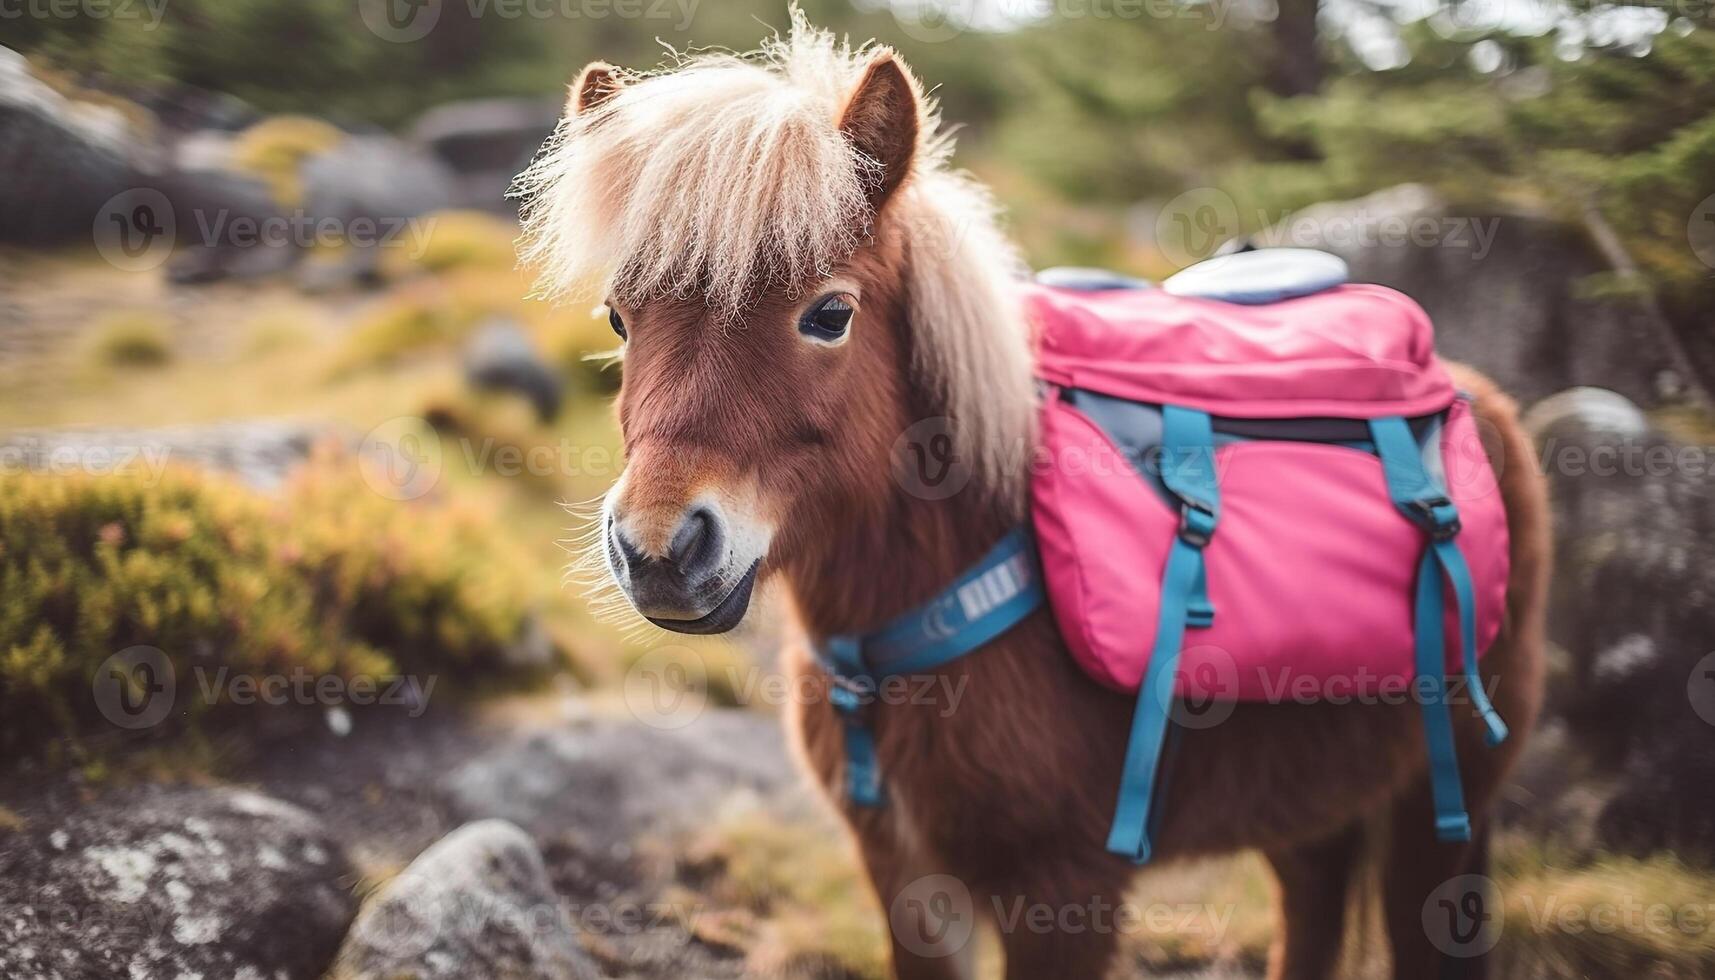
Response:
[[799, 293, 856, 345], [608, 306, 627, 341]]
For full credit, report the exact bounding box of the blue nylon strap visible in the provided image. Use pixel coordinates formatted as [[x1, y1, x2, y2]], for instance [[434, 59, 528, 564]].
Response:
[[822, 635, 885, 806], [1369, 415, 1508, 844], [1107, 406, 1219, 864], [864, 528, 1044, 675], [1105, 535, 1206, 862], [815, 528, 1044, 808]]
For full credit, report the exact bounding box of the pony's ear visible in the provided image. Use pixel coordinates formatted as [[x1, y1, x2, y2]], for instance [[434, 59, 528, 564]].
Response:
[[838, 52, 920, 211], [570, 61, 625, 114]]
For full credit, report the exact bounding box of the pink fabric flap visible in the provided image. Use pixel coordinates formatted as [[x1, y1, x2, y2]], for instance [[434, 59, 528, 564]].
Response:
[[1025, 282, 1458, 419]]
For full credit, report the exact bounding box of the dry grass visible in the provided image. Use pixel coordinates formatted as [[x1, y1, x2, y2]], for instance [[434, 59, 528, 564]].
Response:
[[378, 210, 521, 280], [85, 310, 174, 368], [680, 805, 891, 979]]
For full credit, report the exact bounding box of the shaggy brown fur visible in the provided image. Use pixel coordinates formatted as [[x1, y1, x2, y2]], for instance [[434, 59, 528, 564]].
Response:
[[541, 24, 1549, 979]]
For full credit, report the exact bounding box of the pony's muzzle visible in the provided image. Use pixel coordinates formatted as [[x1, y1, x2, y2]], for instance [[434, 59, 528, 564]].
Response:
[[606, 502, 758, 633]]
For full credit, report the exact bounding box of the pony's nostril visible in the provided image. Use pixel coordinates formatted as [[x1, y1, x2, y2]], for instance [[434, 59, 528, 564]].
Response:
[[608, 520, 646, 575], [667, 506, 725, 583]]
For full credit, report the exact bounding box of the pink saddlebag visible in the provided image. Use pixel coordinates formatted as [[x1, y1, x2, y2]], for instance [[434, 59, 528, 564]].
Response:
[[1025, 275, 1514, 863], [1028, 281, 1509, 698]]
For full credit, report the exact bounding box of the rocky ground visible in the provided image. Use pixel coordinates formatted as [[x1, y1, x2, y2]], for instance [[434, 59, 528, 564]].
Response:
[[0, 695, 815, 980]]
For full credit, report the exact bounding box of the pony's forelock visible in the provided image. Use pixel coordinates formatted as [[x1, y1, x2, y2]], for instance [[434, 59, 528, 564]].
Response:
[[514, 10, 1035, 509], [514, 12, 874, 316]]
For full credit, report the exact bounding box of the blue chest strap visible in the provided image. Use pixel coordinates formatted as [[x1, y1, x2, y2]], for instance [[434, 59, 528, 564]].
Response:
[[814, 527, 1044, 806], [1369, 416, 1509, 843]]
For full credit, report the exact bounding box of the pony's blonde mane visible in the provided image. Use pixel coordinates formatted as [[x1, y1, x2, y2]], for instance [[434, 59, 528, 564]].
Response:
[[514, 11, 1035, 508]]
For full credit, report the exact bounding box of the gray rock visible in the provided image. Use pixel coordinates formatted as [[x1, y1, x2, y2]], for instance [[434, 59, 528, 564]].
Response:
[[464, 319, 564, 423], [441, 710, 797, 845], [301, 135, 459, 228], [0, 784, 355, 979], [1526, 388, 1715, 862], [295, 135, 459, 287], [332, 819, 597, 980], [1262, 185, 1694, 407], [0, 49, 140, 245], [409, 98, 560, 213], [1522, 386, 1653, 441]]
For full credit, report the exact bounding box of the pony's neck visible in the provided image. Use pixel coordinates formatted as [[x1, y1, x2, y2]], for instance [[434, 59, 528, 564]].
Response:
[[785, 481, 1024, 641]]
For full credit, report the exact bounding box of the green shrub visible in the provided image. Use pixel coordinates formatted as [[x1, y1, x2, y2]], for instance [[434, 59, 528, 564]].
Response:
[[0, 448, 550, 758], [230, 115, 345, 207], [87, 312, 173, 368]]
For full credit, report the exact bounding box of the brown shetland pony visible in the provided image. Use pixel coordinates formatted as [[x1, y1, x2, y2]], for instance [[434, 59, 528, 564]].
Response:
[[516, 16, 1549, 979]]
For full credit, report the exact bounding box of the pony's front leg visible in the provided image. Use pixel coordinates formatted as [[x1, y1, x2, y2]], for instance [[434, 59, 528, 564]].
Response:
[[987, 864, 1128, 980], [846, 806, 981, 980]]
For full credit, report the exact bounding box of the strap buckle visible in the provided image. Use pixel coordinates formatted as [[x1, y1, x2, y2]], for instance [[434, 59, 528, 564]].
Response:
[[827, 671, 876, 722], [1407, 496, 1462, 541], [1178, 499, 1218, 548]]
